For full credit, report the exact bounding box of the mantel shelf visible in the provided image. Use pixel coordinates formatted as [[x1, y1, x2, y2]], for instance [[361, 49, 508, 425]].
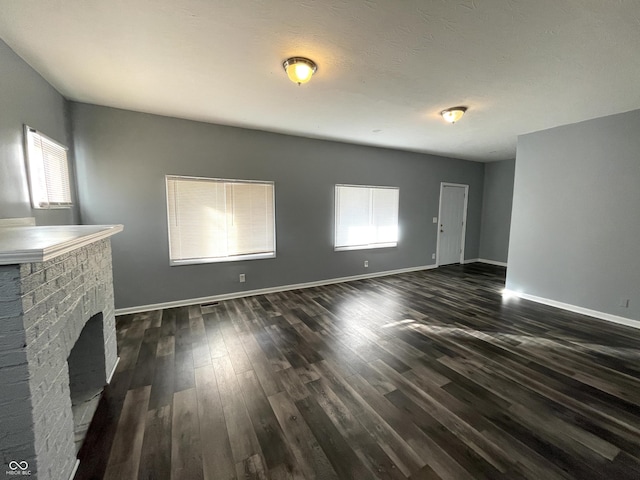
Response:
[[0, 225, 124, 265]]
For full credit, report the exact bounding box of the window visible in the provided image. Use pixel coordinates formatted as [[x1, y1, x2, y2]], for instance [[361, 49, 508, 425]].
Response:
[[166, 175, 275, 265], [335, 184, 399, 250], [24, 126, 72, 208]]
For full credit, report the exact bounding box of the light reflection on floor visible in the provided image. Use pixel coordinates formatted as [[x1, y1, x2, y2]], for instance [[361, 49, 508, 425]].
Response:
[[378, 317, 640, 360]]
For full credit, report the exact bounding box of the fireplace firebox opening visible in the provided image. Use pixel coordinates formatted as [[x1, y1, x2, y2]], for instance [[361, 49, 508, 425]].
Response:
[[67, 312, 106, 452]]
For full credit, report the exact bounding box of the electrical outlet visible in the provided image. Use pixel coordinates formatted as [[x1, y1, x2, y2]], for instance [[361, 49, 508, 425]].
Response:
[[364, 260, 369, 268], [239, 273, 246, 283], [619, 298, 629, 308], [432, 253, 436, 259], [432, 217, 438, 223]]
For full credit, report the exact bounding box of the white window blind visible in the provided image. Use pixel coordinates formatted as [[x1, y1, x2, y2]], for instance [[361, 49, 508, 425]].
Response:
[[335, 184, 399, 250], [166, 176, 276, 265], [24, 126, 72, 208]]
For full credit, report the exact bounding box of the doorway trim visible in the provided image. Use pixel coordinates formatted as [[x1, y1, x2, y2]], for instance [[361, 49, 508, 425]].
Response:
[[435, 182, 469, 267]]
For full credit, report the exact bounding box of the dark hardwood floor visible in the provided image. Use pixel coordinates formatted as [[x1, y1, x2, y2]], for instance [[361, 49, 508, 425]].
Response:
[[74, 264, 640, 479]]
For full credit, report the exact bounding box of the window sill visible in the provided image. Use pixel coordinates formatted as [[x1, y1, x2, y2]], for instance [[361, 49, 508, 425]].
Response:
[[334, 243, 397, 252], [170, 252, 276, 266], [33, 204, 73, 210]]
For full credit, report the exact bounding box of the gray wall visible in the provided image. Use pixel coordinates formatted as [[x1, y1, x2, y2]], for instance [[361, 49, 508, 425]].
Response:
[[507, 109, 640, 320], [0, 39, 78, 225], [71, 103, 485, 310], [479, 159, 515, 263]]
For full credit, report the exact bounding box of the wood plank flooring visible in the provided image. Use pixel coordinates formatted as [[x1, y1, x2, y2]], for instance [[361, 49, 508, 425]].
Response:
[[74, 264, 640, 480]]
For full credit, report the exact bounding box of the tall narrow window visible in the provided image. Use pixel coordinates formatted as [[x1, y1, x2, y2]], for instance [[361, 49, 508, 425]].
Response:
[[166, 175, 276, 265], [24, 126, 72, 208], [335, 184, 399, 250]]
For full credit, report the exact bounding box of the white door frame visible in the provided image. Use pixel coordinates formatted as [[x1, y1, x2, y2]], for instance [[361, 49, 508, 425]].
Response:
[[435, 182, 469, 266]]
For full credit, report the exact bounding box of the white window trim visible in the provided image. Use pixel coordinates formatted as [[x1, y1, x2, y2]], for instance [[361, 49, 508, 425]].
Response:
[[170, 251, 276, 266], [334, 242, 398, 252], [24, 125, 73, 209], [334, 183, 400, 252], [165, 175, 277, 266]]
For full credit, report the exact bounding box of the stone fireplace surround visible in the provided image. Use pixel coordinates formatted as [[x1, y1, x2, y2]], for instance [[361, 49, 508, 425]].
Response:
[[0, 225, 122, 480]]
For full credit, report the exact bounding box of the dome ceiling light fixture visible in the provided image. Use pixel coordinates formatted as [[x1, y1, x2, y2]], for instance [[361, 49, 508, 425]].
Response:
[[441, 106, 467, 124], [283, 57, 317, 85]]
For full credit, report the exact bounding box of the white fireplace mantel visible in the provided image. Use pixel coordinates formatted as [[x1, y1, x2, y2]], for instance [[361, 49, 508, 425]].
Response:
[[0, 224, 124, 265]]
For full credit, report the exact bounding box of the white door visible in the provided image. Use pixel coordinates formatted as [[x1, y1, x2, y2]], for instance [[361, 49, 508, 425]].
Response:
[[437, 184, 468, 266]]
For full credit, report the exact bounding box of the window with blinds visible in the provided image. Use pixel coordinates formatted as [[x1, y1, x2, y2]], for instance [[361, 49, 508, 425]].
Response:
[[335, 184, 399, 250], [24, 126, 72, 209], [166, 175, 276, 265]]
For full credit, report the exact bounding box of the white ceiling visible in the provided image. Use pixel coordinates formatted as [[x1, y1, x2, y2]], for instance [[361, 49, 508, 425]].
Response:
[[1, 0, 639, 162]]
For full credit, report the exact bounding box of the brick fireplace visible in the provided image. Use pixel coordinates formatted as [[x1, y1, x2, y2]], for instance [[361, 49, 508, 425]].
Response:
[[0, 225, 122, 480]]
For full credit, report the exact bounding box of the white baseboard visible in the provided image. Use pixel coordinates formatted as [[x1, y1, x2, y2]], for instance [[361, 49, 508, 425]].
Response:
[[477, 258, 508, 267], [68, 459, 80, 480], [462, 258, 508, 267], [503, 289, 640, 330], [115, 264, 437, 315], [107, 357, 120, 383]]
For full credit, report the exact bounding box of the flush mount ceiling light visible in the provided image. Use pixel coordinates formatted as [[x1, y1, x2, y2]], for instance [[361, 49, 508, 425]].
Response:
[[441, 107, 467, 124], [283, 57, 317, 85]]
